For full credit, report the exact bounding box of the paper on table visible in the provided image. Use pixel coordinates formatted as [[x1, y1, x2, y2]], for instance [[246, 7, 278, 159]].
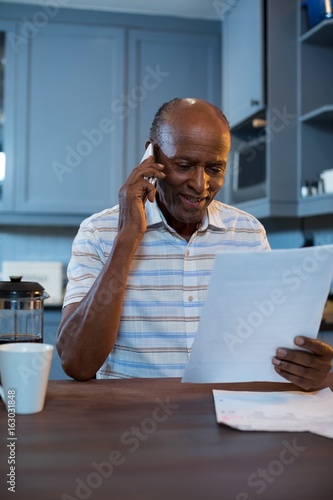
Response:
[[182, 246, 333, 383], [213, 388, 333, 439]]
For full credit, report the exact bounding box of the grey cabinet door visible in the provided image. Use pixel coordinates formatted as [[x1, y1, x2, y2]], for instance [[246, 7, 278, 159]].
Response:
[[16, 24, 125, 215], [126, 29, 220, 175], [0, 21, 16, 213], [222, 0, 264, 128]]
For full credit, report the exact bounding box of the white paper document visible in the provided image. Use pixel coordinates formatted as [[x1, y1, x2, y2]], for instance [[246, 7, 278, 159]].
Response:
[[182, 245, 333, 383], [213, 388, 333, 439]]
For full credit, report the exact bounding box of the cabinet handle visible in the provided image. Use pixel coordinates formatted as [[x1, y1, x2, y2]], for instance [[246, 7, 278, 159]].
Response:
[[250, 99, 260, 106]]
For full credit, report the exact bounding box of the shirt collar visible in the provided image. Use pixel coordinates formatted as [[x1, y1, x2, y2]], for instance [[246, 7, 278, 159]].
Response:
[[146, 199, 165, 227], [205, 201, 226, 230]]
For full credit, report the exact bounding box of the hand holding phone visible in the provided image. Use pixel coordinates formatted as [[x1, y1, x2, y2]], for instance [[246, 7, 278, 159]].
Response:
[[118, 143, 164, 234]]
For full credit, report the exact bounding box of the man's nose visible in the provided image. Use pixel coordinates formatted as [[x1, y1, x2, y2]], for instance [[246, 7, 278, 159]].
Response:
[[188, 167, 209, 192]]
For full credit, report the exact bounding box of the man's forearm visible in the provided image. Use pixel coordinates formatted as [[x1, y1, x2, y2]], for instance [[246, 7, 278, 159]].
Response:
[[56, 232, 141, 380]]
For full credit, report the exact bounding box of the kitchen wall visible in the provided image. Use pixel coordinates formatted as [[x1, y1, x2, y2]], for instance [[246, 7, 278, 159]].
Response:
[[0, 225, 77, 284], [0, 226, 76, 265]]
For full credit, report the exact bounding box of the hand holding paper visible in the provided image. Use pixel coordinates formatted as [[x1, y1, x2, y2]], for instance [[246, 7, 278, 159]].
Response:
[[273, 334, 333, 390], [182, 246, 333, 386]]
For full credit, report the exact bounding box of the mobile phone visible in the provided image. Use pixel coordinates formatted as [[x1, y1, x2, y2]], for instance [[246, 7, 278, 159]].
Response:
[[140, 143, 154, 163], [140, 143, 156, 187]]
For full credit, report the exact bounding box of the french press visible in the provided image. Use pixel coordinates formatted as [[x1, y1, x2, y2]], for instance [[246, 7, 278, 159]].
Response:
[[0, 276, 49, 344]]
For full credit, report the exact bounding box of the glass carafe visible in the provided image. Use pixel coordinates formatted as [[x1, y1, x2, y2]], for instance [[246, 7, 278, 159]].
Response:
[[0, 276, 49, 344]]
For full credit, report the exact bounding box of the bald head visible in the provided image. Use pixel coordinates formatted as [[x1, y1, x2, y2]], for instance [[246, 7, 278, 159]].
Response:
[[149, 98, 230, 147]]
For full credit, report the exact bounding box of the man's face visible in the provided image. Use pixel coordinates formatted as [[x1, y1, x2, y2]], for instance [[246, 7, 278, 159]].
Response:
[[154, 102, 230, 237]]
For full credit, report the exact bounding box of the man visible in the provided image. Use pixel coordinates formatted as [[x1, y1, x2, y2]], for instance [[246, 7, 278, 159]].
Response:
[[57, 97, 333, 389]]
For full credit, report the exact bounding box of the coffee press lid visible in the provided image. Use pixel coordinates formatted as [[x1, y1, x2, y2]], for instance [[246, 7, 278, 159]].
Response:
[[0, 276, 48, 299]]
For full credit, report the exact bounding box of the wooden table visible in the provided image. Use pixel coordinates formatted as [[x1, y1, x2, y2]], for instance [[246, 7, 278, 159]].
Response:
[[1, 376, 333, 500]]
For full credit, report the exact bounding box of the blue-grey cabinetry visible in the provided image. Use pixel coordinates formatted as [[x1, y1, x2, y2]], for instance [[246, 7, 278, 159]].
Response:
[[0, 9, 220, 225], [220, 0, 298, 218], [0, 21, 16, 214], [297, 11, 333, 217], [221, 0, 333, 219], [222, 0, 264, 129], [126, 30, 220, 175], [15, 24, 125, 218]]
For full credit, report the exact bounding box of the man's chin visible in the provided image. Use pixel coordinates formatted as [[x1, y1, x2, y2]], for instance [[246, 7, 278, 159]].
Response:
[[174, 212, 206, 225]]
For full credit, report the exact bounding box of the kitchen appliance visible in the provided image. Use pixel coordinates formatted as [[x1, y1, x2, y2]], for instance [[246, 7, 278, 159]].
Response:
[[232, 135, 266, 203], [0, 276, 49, 344]]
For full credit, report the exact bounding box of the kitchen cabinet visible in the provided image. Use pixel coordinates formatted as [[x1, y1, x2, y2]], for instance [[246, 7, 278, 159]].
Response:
[[220, 0, 298, 218], [126, 30, 220, 175], [0, 21, 16, 214], [222, 0, 265, 128], [0, 4, 221, 226], [15, 23, 125, 218], [220, 0, 333, 219], [0, 19, 125, 224], [297, 11, 333, 217]]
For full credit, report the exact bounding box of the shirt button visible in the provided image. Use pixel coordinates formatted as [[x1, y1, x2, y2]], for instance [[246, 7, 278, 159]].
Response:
[[185, 249, 190, 256], [188, 295, 193, 302]]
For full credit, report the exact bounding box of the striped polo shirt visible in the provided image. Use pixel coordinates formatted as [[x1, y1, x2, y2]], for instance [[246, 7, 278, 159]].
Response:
[[64, 199, 270, 378]]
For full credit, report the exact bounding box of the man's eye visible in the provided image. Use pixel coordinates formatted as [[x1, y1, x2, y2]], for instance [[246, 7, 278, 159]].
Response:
[[208, 166, 224, 175], [175, 163, 191, 170]]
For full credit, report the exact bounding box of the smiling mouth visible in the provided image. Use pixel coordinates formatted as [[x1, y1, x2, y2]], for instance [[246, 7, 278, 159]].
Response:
[[181, 194, 207, 206]]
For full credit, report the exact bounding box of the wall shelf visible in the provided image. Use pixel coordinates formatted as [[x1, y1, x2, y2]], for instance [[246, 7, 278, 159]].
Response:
[[301, 104, 333, 123], [298, 2, 333, 214], [301, 18, 333, 44], [297, 194, 333, 217]]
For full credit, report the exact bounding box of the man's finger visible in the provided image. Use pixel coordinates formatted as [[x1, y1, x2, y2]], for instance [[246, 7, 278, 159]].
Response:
[[294, 336, 333, 359]]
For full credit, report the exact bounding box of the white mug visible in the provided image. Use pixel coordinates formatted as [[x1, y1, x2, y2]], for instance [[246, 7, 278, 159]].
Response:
[[0, 343, 54, 414]]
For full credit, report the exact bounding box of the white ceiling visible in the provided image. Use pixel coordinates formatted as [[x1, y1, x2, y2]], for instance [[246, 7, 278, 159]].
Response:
[[1, 0, 221, 20]]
